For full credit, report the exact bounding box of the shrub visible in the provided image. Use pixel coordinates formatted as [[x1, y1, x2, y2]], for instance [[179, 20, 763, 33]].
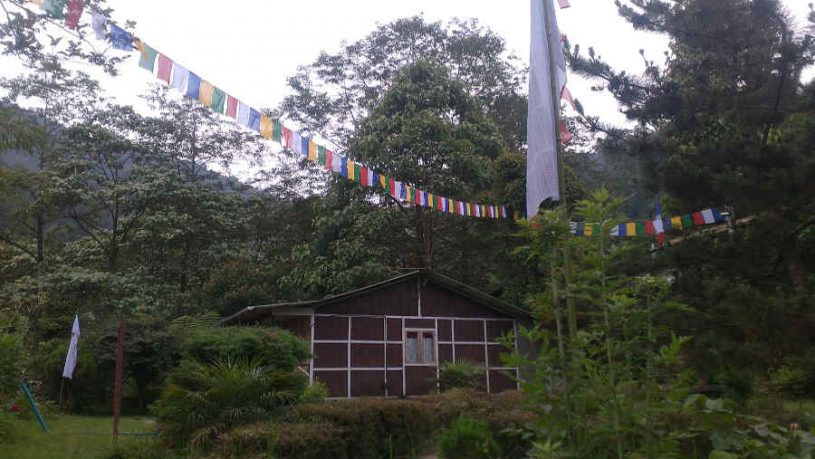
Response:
[[185, 326, 309, 371], [438, 360, 485, 392], [438, 416, 501, 459], [104, 438, 177, 459], [152, 358, 307, 449], [299, 381, 328, 403], [0, 411, 15, 445], [0, 333, 22, 401], [293, 398, 438, 459]]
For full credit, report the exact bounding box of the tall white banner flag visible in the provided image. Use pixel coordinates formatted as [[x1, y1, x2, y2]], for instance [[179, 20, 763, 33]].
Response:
[[62, 315, 80, 379], [527, 0, 568, 217]]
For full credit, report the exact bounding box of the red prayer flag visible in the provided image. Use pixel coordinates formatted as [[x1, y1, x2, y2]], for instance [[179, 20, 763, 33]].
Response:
[[559, 121, 573, 144], [283, 127, 293, 149], [415, 189, 421, 205], [389, 179, 395, 196], [156, 54, 173, 84], [645, 220, 655, 236], [65, 0, 84, 29], [325, 150, 333, 171], [692, 212, 705, 226], [225, 95, 238, 119], [360, 167, 369, 186]]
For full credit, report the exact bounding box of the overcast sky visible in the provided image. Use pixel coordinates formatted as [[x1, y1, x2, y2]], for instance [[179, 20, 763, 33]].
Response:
[[97, 0, 812, 125], [3, 0, 813, 158]]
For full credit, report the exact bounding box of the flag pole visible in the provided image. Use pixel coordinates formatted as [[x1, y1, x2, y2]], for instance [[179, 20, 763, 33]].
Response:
[[539, 0, 577, 342]]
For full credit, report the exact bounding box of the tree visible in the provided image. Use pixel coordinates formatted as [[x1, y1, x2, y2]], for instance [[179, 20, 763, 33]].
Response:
[[281, 16, 527, 151], [565, 0, 815, 382]]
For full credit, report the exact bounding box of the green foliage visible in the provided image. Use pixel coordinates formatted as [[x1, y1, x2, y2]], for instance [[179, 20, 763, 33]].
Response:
[[299, 382, 328, 404], [0, 332, 22, 401], [152, 358, 306, 449], [438, 360, 485, 392], [438, 416, 501, 459], [0, 411, 15, 445], [292, 398, 437, 459], [184, 326, 310, 371]]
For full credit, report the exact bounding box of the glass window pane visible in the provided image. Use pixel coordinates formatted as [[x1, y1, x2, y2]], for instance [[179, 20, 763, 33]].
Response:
[[422, 334, 434, 363], [406, 332, 418, 364]]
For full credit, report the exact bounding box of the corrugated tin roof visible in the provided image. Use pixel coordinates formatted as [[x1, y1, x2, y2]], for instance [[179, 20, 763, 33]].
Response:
[[220, 270, 530, 325]]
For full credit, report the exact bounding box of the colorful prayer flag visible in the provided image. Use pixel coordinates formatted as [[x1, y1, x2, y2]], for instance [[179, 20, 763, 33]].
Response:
[[211, 88, 226, 114], [259, 115, 273, 138], [91, 10, 106, 39], [171, 63, 189, 93], [671, 216, 683, 230], [701, 209, 715, 224], [65, 0, 84, 29], [157, 54, 173, 83], [226, 95, 238, 119], [248, 108, 260, 132], [186, 72, 202, 99], [347, 160, 355, 180], [198, 80, 215, 107], [272, 119, 282, 143], [308, 141, 317, 161], [237, 102, 251, 127], [109, 23, 133, 51], [682, 214, 694, 229], [42, 0, 67, 19], [692, 212, 705, 226], [137, 41, 158, 71]]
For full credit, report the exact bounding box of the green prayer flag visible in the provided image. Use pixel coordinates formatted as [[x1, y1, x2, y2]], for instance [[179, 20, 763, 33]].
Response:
[[317, 146, 326, 165], [593, 224, 601, 235], [354, 163, 362, 182], [272, 120, 282, 142], [211, 88, 226, 114], [138, 44, 159, 71], [682, 214, 694, 228], [635, 222, 645, 236], [42, 0, 67, 19]]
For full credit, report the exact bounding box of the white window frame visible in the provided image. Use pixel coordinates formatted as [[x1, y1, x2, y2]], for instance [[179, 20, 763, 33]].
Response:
[[404, 328, 436, 366]]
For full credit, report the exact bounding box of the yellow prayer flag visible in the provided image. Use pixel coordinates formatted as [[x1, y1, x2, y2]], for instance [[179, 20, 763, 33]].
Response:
[[308, 141, 317, 161], [626, 223, 636, 237], [348, 160, 356, 180], [259, 115, 273, 138], [198, 81, 215, 107], [466, 203, 472, 216], [671, 216, 682, 229], [584, 225, 593, 236], [379, 175, 386, 189], [428, 193, 435, 209], [405, 186, 412, 203]]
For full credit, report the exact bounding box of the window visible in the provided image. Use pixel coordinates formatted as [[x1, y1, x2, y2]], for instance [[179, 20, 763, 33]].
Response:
[[405, 330, 435, 364]]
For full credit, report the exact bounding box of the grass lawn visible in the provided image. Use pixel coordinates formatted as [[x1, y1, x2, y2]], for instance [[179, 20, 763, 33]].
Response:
[[0, 414, 156, 459]]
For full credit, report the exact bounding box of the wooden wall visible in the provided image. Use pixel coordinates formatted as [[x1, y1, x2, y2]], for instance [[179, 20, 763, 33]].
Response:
[[307, 276, 521, 398]]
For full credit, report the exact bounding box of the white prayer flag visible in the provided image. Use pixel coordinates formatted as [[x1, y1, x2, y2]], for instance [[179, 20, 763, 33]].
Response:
[[62, 315, 80, 379], [526, 0, 568, 217]]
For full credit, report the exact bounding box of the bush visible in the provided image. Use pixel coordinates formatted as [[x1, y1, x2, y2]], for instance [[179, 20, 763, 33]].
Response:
[[438, 416, 501, 459], [293, 398, 438, 459], [299, 381, 328, 403], [0, 411, 15, 445], [0, 333, 22, 401], [185, 326, 309, 371], [152, 358, 307, 449], [438, 360, 485, 392]]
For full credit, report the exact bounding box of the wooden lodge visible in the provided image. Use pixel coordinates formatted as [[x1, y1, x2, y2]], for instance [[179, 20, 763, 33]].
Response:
[[221, 270, 532, 398]]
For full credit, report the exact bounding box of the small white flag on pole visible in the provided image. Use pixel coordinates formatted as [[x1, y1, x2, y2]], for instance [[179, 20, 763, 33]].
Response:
[[527, 0, 568, 217], [62, 315, 80, 379]]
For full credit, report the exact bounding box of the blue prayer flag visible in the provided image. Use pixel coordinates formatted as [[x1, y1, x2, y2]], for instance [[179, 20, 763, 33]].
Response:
[[186, 72, 201, 99], [248, 109, 260, 132], [109, 23, 132, 51]]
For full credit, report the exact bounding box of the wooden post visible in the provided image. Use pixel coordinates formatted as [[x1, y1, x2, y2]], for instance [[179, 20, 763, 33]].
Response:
[[112, 320, 125, 440]]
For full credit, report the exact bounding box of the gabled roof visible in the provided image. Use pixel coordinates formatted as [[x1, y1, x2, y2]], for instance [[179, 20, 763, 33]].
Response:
[[220, 270, 530, 325]]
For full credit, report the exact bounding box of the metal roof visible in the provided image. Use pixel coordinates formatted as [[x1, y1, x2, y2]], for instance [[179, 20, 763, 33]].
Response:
[[220, 270, 530, 325]]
